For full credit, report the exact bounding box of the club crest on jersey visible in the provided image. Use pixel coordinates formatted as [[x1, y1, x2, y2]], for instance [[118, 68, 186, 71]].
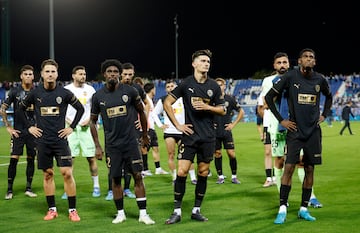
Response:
[[225, 101, 229, 107], [122, 95, 129, 103], [315, 85, 320, 92], [207, 89, 213, 97], [56, 97, 62, 104]]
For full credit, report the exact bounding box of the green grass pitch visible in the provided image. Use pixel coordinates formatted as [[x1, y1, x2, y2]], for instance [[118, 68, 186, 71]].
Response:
[[0, 121, 359, 233]]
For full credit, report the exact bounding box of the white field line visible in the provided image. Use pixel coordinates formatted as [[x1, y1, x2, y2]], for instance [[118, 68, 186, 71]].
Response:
[[0, 161, 27, 166], [0, 156, 27, 166]]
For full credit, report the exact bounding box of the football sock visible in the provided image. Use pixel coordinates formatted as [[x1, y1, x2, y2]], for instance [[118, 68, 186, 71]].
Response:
[[274, 167, 283, 192], [297, 167, 305, 183], [189, 169, 196, 181]]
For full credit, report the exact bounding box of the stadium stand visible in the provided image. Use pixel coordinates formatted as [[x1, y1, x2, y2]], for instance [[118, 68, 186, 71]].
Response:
[[1, 74, 360, 125]]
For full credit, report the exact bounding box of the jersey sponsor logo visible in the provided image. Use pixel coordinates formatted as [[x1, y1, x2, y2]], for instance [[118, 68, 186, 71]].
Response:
[[106, 105, 127, 118], [173, 102, 184, 114], [40, 106, 60, 116], [78, 95, 87, 105], [297, 94, 316, 105], [191, 97, 210, 105]]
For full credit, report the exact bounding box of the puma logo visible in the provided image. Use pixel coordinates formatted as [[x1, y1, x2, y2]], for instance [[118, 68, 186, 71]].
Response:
[[294, 84, 300, 89], [188, 88, 194, 93]]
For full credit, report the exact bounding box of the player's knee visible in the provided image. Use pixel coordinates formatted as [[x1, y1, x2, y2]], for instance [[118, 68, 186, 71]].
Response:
[[214, 151, 222, 158]]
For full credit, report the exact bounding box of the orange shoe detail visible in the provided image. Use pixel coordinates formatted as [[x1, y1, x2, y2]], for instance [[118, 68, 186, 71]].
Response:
[[44, 210, 58, 221], [69, 210, 81, 222]]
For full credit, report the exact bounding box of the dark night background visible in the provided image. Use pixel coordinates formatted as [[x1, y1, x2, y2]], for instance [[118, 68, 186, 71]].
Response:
[[2, 0, 359, 81]]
